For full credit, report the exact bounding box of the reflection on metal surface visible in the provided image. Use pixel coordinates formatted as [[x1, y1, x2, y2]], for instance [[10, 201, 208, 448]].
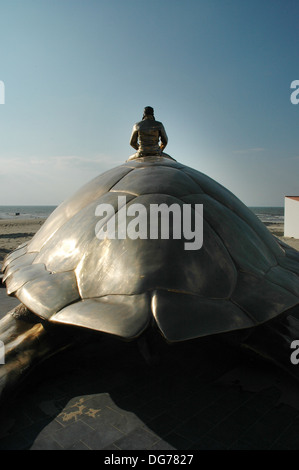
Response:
[[26, 166, 134, 253], [151, 290, 255, 341], [52, 293, 151, 339], [2, 155, 299, 342], [126, 155, 180, 166], [5, 263, 47, 295], [2, 253, 38, 282], [1, 149, 299, 404], [16, 271, 80, 320], [185, 193, 277, 275], [182, 165, 286, 259], [2, 245, 28, 271], [111, 165, 203, 197]]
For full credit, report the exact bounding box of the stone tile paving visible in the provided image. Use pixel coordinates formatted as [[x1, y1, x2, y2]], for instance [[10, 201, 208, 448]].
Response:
[[1, 287, 299, 450]]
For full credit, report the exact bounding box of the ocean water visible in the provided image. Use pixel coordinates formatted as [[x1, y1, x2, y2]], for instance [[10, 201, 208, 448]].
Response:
[[249, 207, 284, 225], [0, 205, 284, 224], [0, 206, 57, 220]]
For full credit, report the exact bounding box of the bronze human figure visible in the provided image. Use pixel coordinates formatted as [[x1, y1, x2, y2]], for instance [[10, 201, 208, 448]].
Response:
[[129, 106, 168, 160]]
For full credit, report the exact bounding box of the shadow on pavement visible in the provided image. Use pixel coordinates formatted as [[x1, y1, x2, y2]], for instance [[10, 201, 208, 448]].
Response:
[[1, 328, 299, 450]]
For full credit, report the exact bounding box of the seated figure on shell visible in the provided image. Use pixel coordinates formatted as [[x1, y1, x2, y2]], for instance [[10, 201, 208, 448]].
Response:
[[128, 106, 170, 160]]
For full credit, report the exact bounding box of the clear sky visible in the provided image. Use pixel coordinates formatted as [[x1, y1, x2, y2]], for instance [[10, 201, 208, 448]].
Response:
[[0, 0, 298, 206]]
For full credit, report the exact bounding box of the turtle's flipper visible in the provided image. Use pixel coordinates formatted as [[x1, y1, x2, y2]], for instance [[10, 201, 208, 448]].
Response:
[[0, 304, 74, 403]]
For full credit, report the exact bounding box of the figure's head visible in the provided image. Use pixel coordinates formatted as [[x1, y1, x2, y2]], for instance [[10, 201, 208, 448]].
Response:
[[142, 106, 155, 120]]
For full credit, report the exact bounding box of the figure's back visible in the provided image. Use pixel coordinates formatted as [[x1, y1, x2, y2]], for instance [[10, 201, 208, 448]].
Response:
[[134, 119, 164, 154]]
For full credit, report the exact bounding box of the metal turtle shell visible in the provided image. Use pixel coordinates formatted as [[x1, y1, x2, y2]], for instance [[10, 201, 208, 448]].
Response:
[[2, 156, 299, 342]]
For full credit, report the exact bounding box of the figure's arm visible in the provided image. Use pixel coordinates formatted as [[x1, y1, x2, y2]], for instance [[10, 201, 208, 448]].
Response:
[[159, 124, 168, 151], [130, 125, 139, 150]]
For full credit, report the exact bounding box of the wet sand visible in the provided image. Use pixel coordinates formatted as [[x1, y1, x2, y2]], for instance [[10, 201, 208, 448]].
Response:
[[0, 219, 298, 267]]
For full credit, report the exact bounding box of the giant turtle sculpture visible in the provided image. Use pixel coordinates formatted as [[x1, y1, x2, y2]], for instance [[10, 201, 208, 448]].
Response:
[[1, 154, 299, 400], [1, 110, 299, 401]]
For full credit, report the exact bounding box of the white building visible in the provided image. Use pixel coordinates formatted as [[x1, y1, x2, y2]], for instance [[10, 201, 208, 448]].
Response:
[[284, 196, 299, 238]]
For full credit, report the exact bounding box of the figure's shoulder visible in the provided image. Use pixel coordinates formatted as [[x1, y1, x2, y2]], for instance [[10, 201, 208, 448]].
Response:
[[133, 119, 164, 130], [133, 120, 142, 130], [154, 120, 165, 128]]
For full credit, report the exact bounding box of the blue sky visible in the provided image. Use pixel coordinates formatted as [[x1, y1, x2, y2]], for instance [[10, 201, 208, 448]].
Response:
[[0, 0, 298, 206]]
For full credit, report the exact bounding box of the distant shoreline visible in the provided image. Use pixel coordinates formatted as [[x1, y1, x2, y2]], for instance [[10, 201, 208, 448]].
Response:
[[0, 206, 57, 221]]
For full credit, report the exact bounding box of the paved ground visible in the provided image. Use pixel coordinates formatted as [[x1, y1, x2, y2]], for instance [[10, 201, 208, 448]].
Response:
[[1, 285, 299, 451]]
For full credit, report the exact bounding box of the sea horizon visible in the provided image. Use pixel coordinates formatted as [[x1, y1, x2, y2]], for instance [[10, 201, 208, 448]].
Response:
[[0, 204, 285, 225]]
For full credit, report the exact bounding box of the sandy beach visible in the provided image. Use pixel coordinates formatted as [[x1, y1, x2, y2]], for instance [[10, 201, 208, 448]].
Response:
[[0, 218, 298, 268], [263, 223, 299, 252], [0, 218, 45, 265]]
